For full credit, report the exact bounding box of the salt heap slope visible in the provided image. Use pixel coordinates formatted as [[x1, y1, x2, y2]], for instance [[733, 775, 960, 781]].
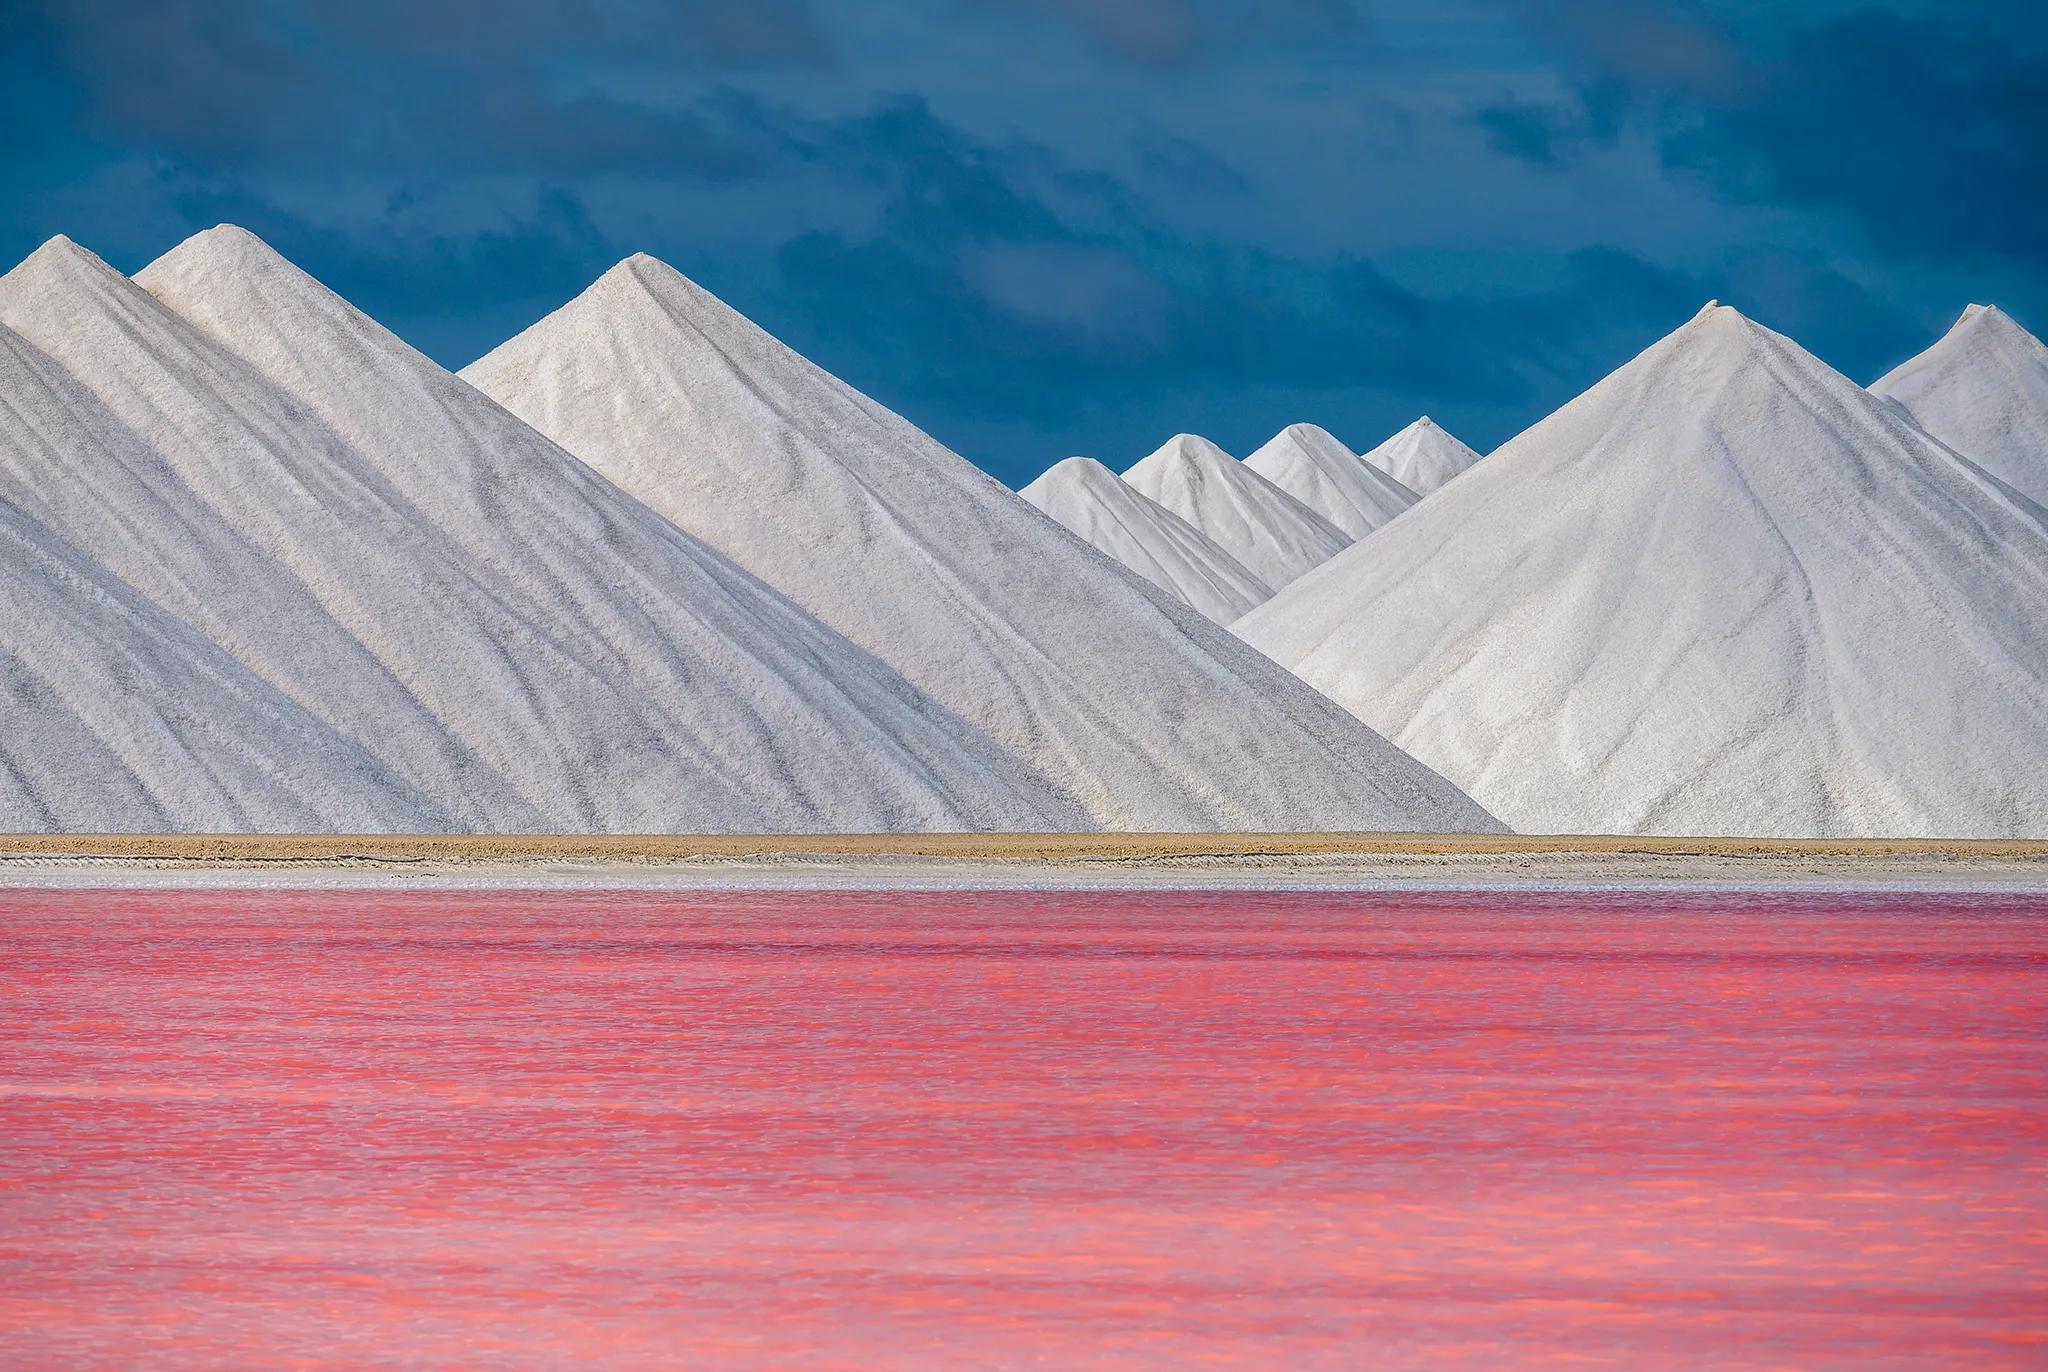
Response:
[[1121, 434, 1353, 588], [465, 254, 1500, 833], [1243, 423, 1419, 539], [1236, 304, 2048, 838], [0, 483, 435, 832], [1018, 457, 1273, 623], [1359, 418, 1484, 496], [1872, 305, 2048, 506], [0, 270, 494, 830], [0, 230, 1082, 833]]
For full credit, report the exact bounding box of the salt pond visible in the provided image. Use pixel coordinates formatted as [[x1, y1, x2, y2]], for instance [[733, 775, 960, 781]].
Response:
[[3, 887, 2044, 1369]]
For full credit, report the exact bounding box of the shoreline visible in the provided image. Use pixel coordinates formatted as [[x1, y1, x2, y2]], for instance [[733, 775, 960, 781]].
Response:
[[2, 833, 2046, 890]]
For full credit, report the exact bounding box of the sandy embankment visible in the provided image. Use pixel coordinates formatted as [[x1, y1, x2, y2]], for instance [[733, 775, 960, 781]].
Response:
[[2, 833, 2045, 889]]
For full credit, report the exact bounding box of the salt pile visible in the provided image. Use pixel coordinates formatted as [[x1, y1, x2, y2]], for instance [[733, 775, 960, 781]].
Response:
[[1872, 305, 2048, 507], [1358, 417, 1484, 495], [1235, 303, 2048, 838], [465, 254, 1500, 832], [1243, 423, 1419, 539], [0, 230, 1085, 833], [0, 475, 435, 832], [1121, 433, 1352, 588], [1018, 457, 1273, 623]]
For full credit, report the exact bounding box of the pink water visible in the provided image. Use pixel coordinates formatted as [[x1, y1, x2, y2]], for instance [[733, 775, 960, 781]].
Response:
[[2, 887, 2044, 1369]]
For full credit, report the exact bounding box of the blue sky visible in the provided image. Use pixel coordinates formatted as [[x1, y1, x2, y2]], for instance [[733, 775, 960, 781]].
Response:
[[4, 0, 2043, 485]]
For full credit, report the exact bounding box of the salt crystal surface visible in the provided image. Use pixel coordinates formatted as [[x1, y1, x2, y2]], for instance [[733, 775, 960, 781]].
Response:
[[1358, 417, 1483, 496], [1872, 305, 2048, 507], [1235, 304, 2048, 838], [1243, 423, 1418, 539], [1018, 457, 1273, 623], [0, 230, 1083, 833], [0, 480, 437, 832], [465, 255, 1501, 833], [1121, 434, 1352, 589]]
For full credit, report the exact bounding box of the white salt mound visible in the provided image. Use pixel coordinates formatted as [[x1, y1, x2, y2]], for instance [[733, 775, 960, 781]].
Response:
[[1871, 304, 2048, 507], [1235, 303, 2048, 839], [1358, 417, 1484, 496], [1018, 456, 1273, 623], [0, 483, 438, 832], [1121, 433, 1353, 589], [0, 229, 1083, 833], [1243, 423, 1419, 539], [465, 254, 1501, 833]]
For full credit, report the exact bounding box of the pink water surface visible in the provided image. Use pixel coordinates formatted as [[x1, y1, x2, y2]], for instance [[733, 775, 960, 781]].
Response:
[[2, 887, 2044, 1369]]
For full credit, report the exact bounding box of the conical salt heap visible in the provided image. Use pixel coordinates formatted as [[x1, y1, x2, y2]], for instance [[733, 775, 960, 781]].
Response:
[[1122, 433, 1352, 588], [1243, 423, 1418, 539], [466, 254, 1500, 833], [1236, 304, 2048, 838], [1358, 417, 1483, 496], [1019, 456, 1273, 623], [1872, 304, 2048, 507], [0, 229, 1086, 833]]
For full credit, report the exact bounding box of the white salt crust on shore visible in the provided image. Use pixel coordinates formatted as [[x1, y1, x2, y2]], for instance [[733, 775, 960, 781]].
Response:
[[1357, 417, 1484, 496], [1122, 432, 1353, 589], [465, 254, 1502, 834], [1235, 304, 2048, 839], [1018, 456, 1273, 623], [1872, 304, 2048, 508], [0, 230, 1087, 834], [1243, 423, 1418, 540]]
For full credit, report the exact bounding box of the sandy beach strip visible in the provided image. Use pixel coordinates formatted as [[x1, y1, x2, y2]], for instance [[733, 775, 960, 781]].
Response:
[[2, 833, 2046, 890]]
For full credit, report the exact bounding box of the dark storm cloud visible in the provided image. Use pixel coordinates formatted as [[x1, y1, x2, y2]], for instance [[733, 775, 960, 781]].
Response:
[[164, 183, 619, 319], [977, 0, 1363, 64], [1666, 8, 2048, 262], [766, 99, 1707, 435], [21, 0, 828, 171], [1503, 1, 2048, 264], [6, 0, 2039, 483]]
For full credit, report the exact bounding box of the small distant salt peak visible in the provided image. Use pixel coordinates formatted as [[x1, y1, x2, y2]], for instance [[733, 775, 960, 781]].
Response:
[[1128, 433, 1230, 476], [10, 233, 118, 280], [1175, 432, 1234, 461], [149, 224, 299, 285], [186, 223, 271, 253], [1019, 455, 1097, 496]]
